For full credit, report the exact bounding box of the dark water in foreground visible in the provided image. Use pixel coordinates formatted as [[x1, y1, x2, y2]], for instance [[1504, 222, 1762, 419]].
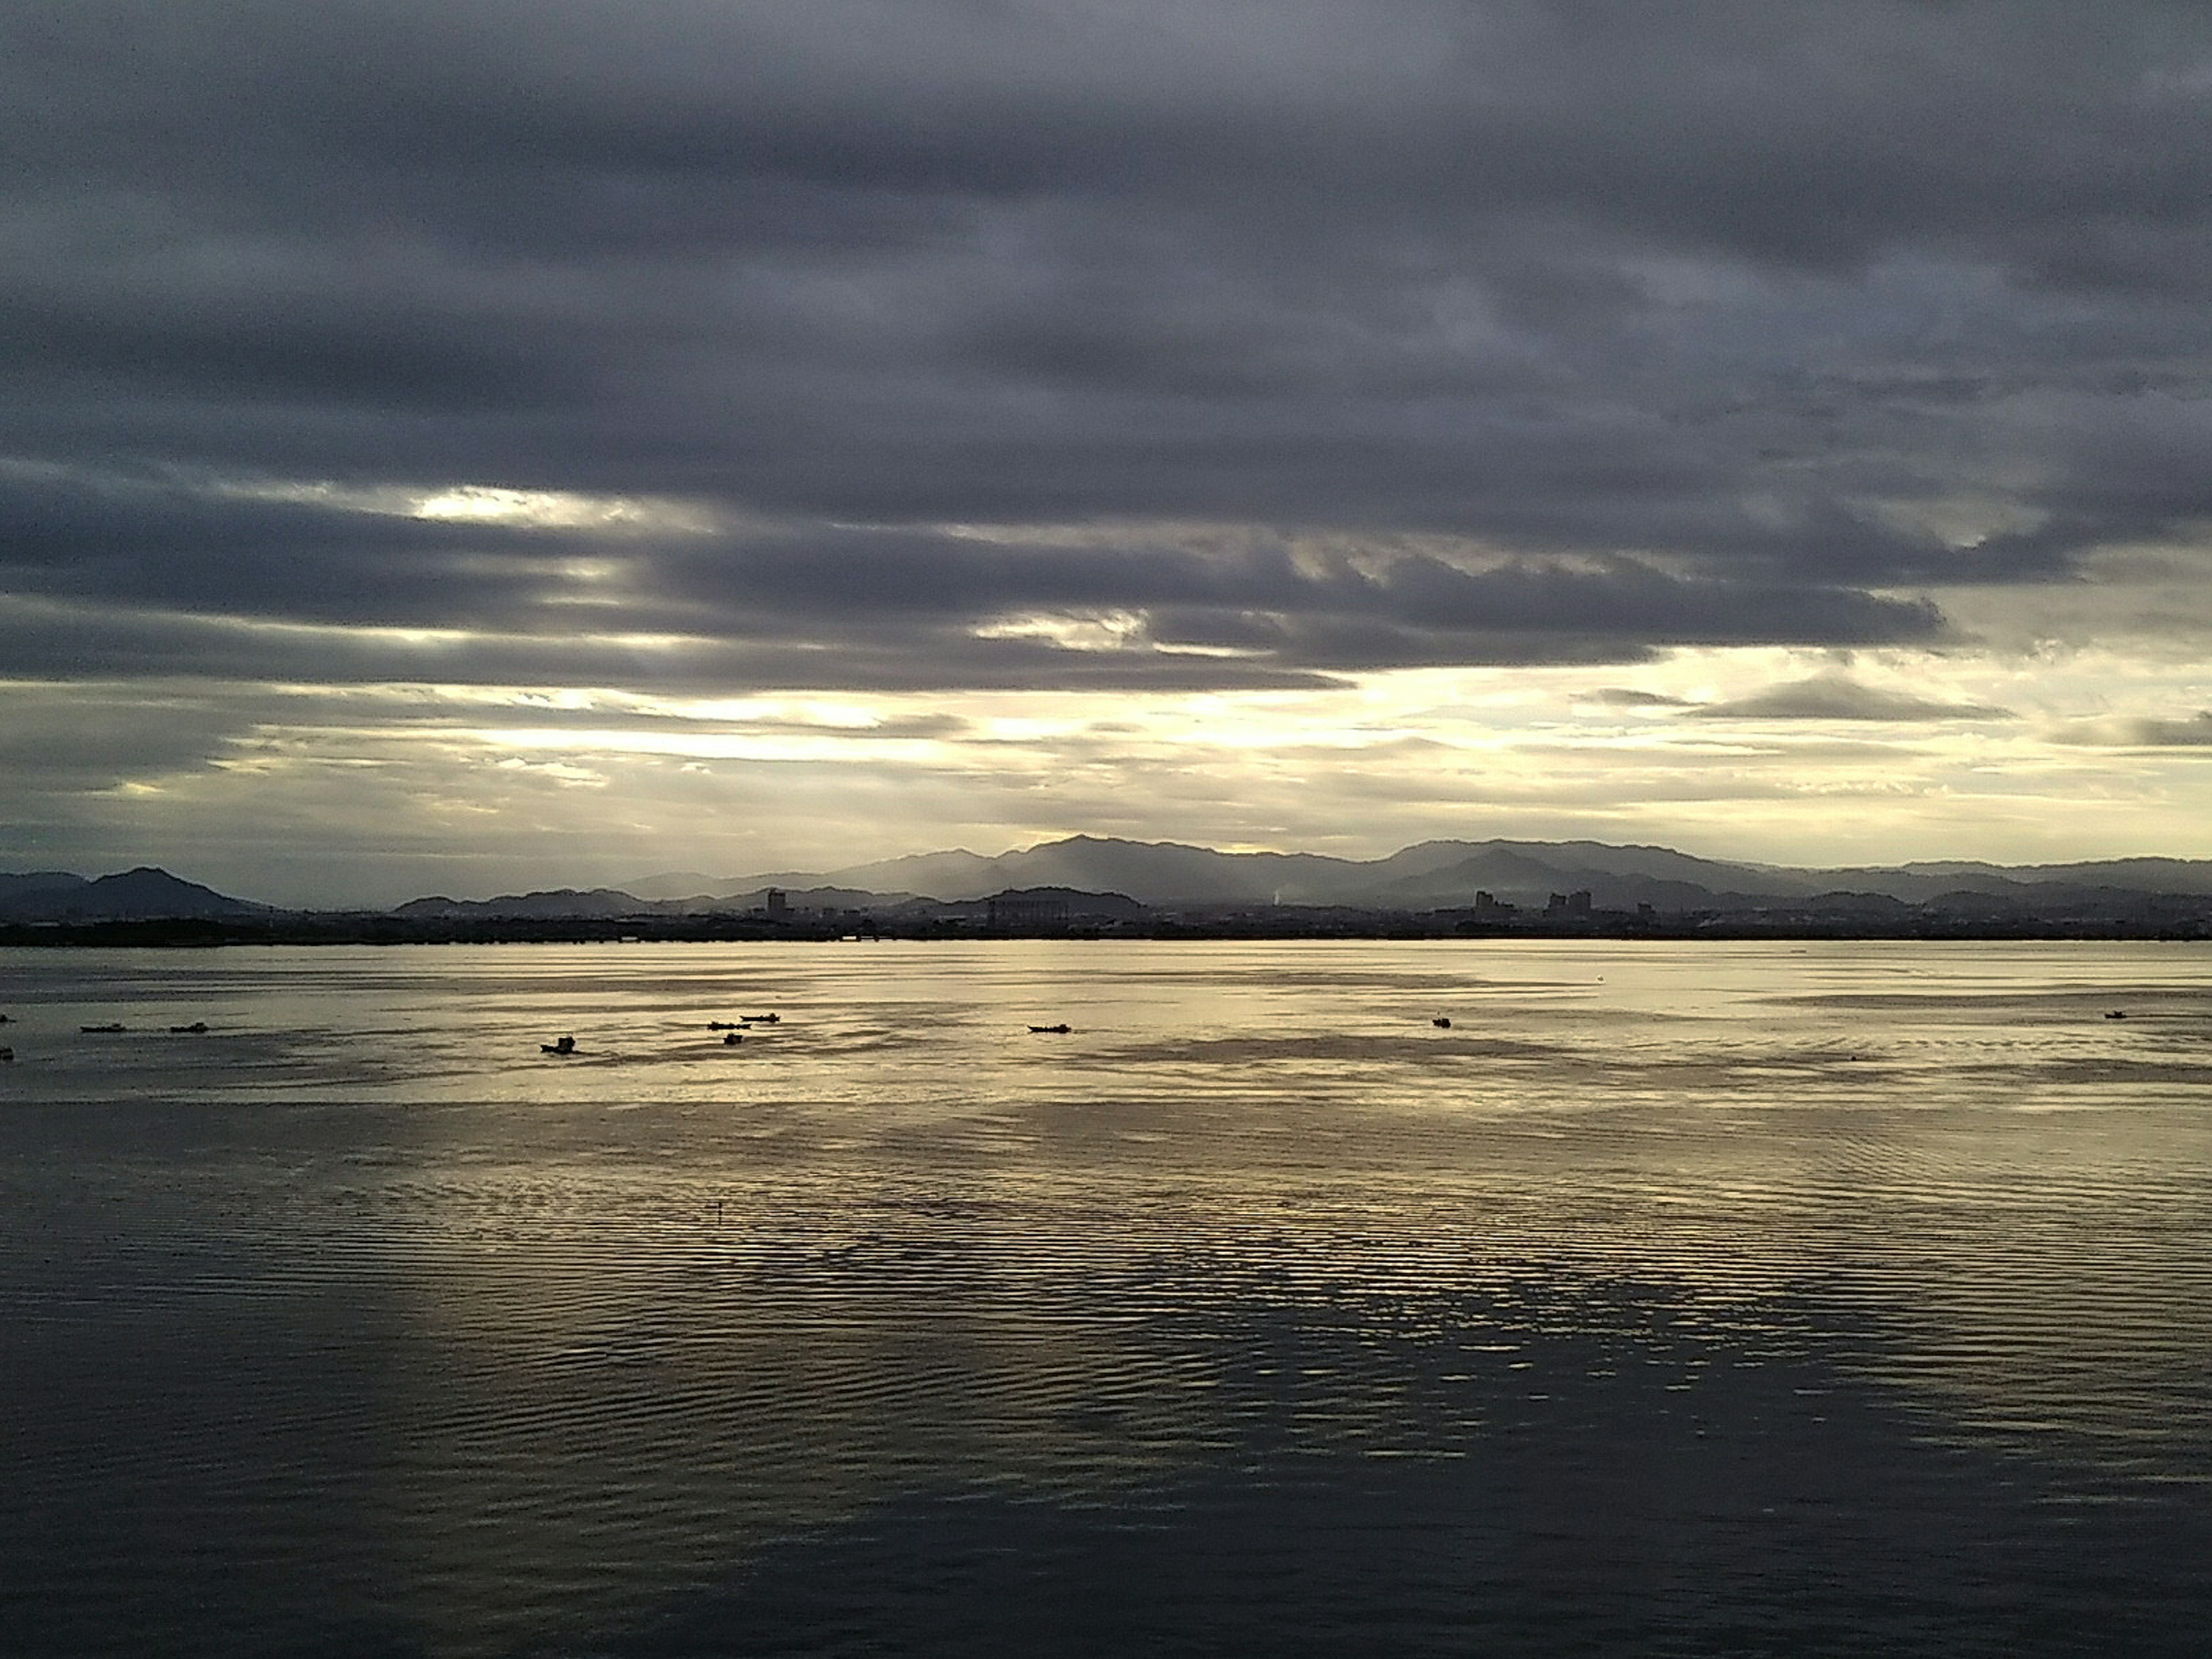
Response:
[[2, 940, 2208, 1657]]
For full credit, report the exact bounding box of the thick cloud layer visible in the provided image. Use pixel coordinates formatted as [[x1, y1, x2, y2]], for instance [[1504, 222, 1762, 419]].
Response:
[[9, 0, 2212, 682]]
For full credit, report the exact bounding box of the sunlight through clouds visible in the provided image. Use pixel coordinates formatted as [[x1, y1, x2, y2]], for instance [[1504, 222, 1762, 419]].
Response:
[[6, 1, 2212, 896]]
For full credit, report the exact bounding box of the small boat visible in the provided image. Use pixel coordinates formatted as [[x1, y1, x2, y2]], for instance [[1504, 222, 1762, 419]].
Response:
[[168, 1021, 209, 1035], [0, 1047, 13, 1062], [1432, 1017, 1452, 1029], [706, 1020, 742, 1030], [1028, 1023, 1071, 1035], [81, 1022, 125, 1034], [2105, 1010, 2128, 1020], [722, 1031, 743, 1046], [541, 1035, 578, 1055], [745, 1013, 781, 1025]]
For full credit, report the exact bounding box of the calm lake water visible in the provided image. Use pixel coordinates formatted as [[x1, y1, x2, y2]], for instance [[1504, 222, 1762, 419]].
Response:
[[2, 940, 2209, 1657]]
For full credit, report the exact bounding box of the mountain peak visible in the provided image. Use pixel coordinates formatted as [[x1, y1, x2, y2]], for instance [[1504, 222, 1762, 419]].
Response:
[[0, 866, 267, 922]]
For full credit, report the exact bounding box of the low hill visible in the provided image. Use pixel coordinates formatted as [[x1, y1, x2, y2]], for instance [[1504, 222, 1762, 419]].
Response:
[[393, 888, 660, 921], [0, 867, 268, 923]]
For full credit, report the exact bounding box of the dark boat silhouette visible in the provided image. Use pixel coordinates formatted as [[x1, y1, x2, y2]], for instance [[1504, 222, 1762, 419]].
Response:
[[722, 1031, 743, 1046], [81, 1022, 125, 1034], [1028, 1023, 1071, 1034], [168, 1021, 209, 1035], [541, 1035, 578, 1055], [1432, 1016, 1452, 1028]]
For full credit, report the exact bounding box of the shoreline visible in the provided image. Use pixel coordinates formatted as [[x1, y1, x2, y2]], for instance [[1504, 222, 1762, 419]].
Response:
[[5, 914, 2209, 947]]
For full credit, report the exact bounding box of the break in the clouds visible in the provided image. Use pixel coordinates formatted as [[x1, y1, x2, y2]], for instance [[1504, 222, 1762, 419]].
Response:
[[5, 1, 2212, 897]]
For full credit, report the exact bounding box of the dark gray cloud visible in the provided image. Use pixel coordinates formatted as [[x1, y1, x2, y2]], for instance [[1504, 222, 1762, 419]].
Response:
[[1695, 675, 2016, 722], [1587, 688, 1695, 709], [4, 0, 2211, 688], [0, 462, 1944, 690], [0, 683, 254, 790]]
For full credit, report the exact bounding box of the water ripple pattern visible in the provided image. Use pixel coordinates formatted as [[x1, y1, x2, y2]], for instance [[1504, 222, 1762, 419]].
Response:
[[1, 940, 2208, 1657]]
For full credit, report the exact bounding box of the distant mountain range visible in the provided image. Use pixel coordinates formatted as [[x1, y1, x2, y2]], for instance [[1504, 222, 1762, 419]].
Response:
[[8, 836, 2212, 925], [622, 835, 2212, 914]]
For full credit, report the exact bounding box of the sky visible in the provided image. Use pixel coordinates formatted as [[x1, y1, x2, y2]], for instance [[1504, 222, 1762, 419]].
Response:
[[6, 0, 2212, 907]]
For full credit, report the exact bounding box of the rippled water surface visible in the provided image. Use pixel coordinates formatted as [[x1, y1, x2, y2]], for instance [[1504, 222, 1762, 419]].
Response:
[[3, 940, 2209, 1656]]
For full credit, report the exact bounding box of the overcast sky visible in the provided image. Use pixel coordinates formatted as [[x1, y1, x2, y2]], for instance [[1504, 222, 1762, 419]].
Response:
[[6, 0, 2211, 904]]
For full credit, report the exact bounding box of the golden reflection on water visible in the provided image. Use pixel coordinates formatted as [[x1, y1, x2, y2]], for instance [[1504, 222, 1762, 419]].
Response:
[[2, 940, 2210, 1653]]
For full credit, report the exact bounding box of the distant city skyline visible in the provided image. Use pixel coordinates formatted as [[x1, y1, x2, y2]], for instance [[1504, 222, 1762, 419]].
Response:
[[6, 2, 2211, 908]]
